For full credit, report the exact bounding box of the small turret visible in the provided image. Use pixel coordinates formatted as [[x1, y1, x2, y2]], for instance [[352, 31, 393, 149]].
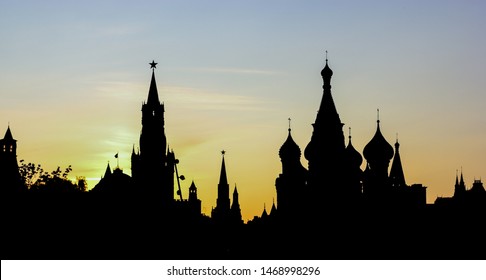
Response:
[[389, 137, 407, 188], [345, 128, 363, 168], [212, 150, 231, 223], [454, 169, 466, 198], [0, 125, 24, 192], [261, 203, 268, 219], [103, 162, 112, 179], [270, 199, 277, 217], [189, 180, 198, 201], [230, 185, 242, 225]]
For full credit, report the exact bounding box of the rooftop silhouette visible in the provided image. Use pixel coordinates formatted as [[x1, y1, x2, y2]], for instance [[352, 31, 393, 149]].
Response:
[[1, 58, 484, 260]]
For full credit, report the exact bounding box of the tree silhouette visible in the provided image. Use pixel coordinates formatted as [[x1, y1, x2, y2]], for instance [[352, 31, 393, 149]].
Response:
[[18, 160, 85, 192]]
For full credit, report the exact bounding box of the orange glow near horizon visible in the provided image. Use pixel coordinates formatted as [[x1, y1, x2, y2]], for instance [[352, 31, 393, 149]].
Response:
[[2, 1, 485, 222], [10, 74, 485, 222]]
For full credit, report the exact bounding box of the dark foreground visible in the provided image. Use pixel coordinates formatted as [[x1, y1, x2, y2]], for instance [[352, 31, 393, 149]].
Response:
[[2, 194, 485, 260]]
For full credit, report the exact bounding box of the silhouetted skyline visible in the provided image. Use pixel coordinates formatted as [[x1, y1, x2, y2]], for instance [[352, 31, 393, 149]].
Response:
[[1, 1, 485, 222], [2, 58, 484, 260]]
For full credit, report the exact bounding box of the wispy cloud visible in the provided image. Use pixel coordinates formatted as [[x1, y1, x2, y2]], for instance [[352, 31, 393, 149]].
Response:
[[93, 80, 145, 100], [161, 86, 272, 112]]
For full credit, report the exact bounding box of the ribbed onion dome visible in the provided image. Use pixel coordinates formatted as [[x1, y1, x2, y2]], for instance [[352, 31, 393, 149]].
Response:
[[279, 129, 301, 160], [363, 121, 394, 162], [321, 60, 333, 78], [345, 136, 363, 167]]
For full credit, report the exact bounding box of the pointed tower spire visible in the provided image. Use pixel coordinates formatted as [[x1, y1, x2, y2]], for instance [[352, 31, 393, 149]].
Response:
[[103, 162, 112, 178], [188, 180, 202, 215], [147, 60, 160, 106], [316, 53, 338, 117], [219, 150, 228, 186], [389, 137, 406, 188], [230, 184, 242, 224], [261, 203, 268, 219], [1, 125, 24, 192], [345, 127, 363, 167], [189, 180, 197, 190], [137, 59, 171, 201], [343, 127, 364, 199], [213, 150, 231, 222], [270, 198, 277, 216], [1, 125, 17, 155], [454, 168, 466, 197], [4, 125, 14, 140], [460, 168, 465, 189], [304, 54, 346, 200], [189, 180, 198, 201]]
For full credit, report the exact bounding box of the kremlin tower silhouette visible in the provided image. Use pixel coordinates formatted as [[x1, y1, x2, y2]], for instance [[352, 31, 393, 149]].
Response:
[[0, 126, 24, 193], [211, 150, 243, 226], [130, 60, 176, 204]]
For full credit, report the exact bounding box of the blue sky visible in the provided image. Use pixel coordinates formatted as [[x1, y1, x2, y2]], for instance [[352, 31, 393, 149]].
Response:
[[1, 0, 485, 220]]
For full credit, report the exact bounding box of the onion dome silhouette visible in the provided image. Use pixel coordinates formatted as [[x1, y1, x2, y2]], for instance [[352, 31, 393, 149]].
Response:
[[321, 59, 333, 78], [320, 51, 333, 87], [345, 128, 363, 167], [279, 126, 301, 160], [363, 112, 394, 163]]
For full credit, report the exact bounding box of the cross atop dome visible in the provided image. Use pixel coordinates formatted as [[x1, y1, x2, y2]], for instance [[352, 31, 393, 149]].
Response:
[[321, 51, 333, 78]]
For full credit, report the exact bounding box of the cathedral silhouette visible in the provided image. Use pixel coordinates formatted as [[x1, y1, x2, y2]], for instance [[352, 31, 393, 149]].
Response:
[[1, 57, 484, 260]]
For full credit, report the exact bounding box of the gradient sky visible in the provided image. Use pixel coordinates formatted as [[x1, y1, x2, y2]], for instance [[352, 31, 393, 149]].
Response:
[[1, 0, 485, 222]]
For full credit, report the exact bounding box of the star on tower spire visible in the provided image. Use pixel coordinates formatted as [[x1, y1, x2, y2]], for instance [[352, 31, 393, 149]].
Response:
[[149, 60, 158, 70]]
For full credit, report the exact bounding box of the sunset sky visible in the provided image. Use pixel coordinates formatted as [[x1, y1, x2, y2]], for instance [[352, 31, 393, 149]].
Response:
[[1, 0, 485, 221]]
